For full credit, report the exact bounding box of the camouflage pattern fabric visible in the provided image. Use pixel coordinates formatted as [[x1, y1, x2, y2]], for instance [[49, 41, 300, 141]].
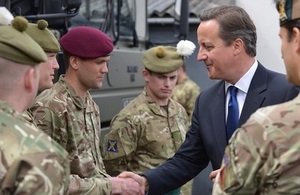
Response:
[[29, 75, 112, 194], [172, 77, 201, 125], [22, 110, 38, 128], [0, 101, 70, 194], [213, 94, 300, 194], [102, 88, 188, 178]]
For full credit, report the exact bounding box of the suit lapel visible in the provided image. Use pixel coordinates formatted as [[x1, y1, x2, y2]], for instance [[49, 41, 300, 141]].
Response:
[[239, 63, 267, 125], [209, 64, 268, 160]]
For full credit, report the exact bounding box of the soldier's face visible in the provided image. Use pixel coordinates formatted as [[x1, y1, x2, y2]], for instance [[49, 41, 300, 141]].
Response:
[[38, 52, 59, 93], [279, 26, 300, 85], [77, 56, 110, 90], [144, 70, 178, 105]]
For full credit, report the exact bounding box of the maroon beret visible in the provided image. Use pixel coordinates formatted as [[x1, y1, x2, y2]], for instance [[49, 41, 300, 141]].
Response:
[[60, 26, 113, 58]]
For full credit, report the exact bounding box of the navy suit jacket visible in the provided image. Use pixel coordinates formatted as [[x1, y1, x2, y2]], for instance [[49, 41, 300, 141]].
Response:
[[143, 63, 300, 195]]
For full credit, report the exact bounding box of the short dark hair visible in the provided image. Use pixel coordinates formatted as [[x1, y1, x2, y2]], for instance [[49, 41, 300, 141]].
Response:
[[198, 5, 257, 57], [282, 19, 300, 41], [62, 49, 70, 71]]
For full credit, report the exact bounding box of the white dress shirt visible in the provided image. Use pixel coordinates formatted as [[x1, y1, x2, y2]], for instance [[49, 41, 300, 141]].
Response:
[[225, 60, 258, 120]]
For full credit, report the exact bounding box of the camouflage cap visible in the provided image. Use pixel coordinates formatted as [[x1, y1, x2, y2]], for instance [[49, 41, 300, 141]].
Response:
[[26, 19, 60, 53], [0, 16, 47, 65], [276, 0, 300, 26], [143, 46, 183, 73]]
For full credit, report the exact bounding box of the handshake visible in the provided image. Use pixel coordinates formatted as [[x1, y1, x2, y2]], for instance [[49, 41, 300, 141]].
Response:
[[110, 169, 222, 195], [110, 172, 149, 195]]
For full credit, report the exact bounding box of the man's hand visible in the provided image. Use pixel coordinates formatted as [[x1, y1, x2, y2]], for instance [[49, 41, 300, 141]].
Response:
[[118, 171, 148, 193], [209, 169, 220, 182], [110, 176, 144, 195]]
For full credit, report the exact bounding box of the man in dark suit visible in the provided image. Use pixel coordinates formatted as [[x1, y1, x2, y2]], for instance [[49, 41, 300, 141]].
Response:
[[212, 0, 300, 193], [118, 5, 300, 195]]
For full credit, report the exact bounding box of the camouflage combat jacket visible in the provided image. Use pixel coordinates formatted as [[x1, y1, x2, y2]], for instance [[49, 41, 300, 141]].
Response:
[[29, 75, 112, 194], [172, 77, 201, 124], [22, 110, 37, 128], [213, 94, 300, 194], [102, 88, 189, 176], [0, 101, 70, 194]]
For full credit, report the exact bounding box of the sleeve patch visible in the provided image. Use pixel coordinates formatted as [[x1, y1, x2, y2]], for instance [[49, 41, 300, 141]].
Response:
[[223, 153, 229, 167], [107, 140, 118, 152]]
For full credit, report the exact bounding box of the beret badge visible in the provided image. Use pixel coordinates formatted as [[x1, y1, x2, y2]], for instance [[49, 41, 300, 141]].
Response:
[[276, 0, 300, 26], [278, 0, 288, 23]]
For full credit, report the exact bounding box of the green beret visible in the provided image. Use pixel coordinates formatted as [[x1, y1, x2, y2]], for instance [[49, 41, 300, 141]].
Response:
[[143, 46, 183, 73], [26, 19, 60, 53], [0, 16, 47, 65], [277, 0, 300, 26]]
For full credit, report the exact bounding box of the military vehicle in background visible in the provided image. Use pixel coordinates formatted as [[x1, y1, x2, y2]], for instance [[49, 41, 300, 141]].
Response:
[[1, 0, 189, 134]]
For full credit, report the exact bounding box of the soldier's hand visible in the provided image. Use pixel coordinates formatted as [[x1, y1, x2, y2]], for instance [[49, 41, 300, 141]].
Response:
[[209, 169, 221, 182], [118, 171, 148, 193], [110, 176, 144, 195]]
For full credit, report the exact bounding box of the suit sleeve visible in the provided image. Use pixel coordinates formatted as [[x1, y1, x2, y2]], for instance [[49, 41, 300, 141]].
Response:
[[143, 95, 210, 195]]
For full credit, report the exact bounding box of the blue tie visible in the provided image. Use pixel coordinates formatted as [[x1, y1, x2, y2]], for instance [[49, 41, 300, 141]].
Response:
[[226, 86, 239, 142]]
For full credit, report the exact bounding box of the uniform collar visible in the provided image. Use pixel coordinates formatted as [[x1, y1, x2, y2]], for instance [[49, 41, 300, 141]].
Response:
[[59, 75, 90, 109]]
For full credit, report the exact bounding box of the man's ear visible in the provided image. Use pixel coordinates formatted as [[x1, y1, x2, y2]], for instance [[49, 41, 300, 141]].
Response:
[[142, 69, 150, 82], [232, 38, 243, 56], [293, 27, 300, 53], [24, 67, 35, 93], [69, 56, 80, 70]]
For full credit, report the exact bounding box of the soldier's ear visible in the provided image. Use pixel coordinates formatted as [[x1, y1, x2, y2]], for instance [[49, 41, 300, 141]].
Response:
[[142, 69, 150, 82], [293, 27, 300, 53], [69, 56, 80, 70], [24, 67, 37, 93]]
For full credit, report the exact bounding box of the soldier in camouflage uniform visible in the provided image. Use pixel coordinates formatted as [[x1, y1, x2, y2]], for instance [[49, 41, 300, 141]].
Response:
[[22, 19, 60, 124], [172, 63, 201, 125], [213, 0, 300, 194], [0, 13, 70, 194], [102, 42, 196, 195], [30, 26, 143, 194]]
